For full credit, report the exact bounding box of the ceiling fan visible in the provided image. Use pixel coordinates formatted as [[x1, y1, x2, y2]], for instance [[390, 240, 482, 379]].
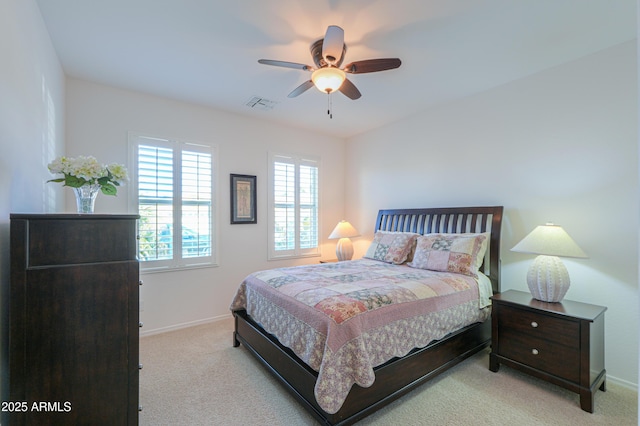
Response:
[[258, 25, 401, 104]]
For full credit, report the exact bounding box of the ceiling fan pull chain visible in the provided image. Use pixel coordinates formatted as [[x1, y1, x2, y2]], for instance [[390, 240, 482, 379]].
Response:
[[328, 93, 333, 119]]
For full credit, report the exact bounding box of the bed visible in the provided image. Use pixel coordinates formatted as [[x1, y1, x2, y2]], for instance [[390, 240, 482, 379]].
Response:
[[231, 206, 503, 425]]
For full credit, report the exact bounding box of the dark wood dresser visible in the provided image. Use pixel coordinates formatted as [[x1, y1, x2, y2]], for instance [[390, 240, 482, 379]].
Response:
[[489, 290, 606, 412], [9, 214, 140, 425]]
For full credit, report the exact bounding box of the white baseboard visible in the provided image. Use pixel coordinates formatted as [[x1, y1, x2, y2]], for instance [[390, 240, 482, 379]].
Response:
[[140, 314, 232, 337], [606, 375, 638, 392]]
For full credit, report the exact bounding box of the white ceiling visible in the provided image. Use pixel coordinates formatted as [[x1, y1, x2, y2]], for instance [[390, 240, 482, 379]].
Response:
[[35, 0, 636, 139]]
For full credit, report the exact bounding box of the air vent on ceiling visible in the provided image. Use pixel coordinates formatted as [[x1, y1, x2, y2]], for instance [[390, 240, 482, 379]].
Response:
[[245, 96, 278, 111]]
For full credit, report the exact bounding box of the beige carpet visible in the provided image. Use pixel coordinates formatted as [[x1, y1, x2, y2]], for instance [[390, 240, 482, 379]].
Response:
[[139, 318, 637, 425]]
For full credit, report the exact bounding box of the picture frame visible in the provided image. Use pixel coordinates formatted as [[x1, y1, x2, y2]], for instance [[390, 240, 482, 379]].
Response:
[[230, 174, 257, 224]]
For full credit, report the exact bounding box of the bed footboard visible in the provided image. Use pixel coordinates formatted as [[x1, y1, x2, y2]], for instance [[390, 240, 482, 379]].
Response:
[[233, 309, 491, 426]]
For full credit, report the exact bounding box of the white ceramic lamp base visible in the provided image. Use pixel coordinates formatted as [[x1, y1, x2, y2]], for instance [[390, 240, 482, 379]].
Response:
[[335, 237, 354, 261], [526, 255, 570, 302]]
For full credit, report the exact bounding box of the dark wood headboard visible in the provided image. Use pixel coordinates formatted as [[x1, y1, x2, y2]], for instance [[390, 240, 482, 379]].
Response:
[[374, 206, 504, 293]]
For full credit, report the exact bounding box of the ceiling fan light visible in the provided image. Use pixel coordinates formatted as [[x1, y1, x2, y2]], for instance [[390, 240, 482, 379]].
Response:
[[312, 67, 346, 93]]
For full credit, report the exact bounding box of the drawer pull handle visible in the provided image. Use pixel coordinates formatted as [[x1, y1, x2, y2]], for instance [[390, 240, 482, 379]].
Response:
[[532, 349, 539, 355], [531, 321, 538, 328]]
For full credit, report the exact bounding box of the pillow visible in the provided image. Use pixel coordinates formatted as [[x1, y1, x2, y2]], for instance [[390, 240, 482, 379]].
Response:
[[364, 231, 419, 265], [407, 233, 488, 277]]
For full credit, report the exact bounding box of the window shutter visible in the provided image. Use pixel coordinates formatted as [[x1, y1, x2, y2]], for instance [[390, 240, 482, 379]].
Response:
[[299, 163, 318, 249], [273, 161, 295, 251], [181, 150, 212, 258], [269, 153, 320, 259], [138, 144, 174, 261]]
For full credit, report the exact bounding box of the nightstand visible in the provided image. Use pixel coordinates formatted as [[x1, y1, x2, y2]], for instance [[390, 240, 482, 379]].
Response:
[[489, 290, 606, 413], [319, 259, 338, 263]]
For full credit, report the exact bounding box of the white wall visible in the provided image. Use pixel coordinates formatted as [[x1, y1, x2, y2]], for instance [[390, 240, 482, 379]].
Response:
[[65, 78, 346, 334], [0, 0, 66, 414], [345, 42, 638, 387]]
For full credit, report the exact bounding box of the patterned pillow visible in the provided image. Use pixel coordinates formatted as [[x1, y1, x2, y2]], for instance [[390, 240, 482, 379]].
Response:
[[364, 231, 419, 265], [407, 233, 488, 277]]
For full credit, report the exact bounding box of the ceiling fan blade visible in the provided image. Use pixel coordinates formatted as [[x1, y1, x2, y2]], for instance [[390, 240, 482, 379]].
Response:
[[339, 78, 361, 100], [288, 80, 314, 98], [343, 58, 402, 74], [322, 25, 344, 65], [258, 59, 313, 71]]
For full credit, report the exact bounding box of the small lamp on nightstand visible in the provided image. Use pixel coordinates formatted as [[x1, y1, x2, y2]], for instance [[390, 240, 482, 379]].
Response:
[[328, 220, 360, 261], [511, 223, 588, 303]]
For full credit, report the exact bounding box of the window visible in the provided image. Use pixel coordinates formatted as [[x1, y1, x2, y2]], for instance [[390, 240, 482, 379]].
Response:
[[129, 133, 216, 271], [268, 152, 319, 259]]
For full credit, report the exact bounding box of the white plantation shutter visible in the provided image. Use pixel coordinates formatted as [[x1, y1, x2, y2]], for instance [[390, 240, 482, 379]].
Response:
[[138, 144, 174, 261], [181, 150, 212, 258], [299, 162, 318, 249], [269, 153, 319, 259], [273, 161, 295, 251], [131, 134, 216, 270]]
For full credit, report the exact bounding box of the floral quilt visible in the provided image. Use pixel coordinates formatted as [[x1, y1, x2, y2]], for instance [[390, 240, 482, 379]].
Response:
[[230, 259, 491, 414]]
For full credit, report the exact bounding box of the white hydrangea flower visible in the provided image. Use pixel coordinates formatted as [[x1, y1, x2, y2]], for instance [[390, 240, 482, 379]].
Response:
[[70, 156, 103, 181], [47, 155, 129, 196], [47, 156, 69, 174], [107, 163, 129, 183]]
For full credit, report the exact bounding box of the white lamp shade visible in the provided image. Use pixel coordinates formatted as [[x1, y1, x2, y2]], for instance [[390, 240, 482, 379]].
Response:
[[329, 221, 359, 261], [329, 221, 360, 239], [511, 224, 587, 258], [512, 223, 586, 303], [312, 67, 346, 94]]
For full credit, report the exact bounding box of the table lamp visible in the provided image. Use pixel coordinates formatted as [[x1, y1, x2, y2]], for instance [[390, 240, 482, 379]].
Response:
[[328, 220, 360, 261], [511, 223, 587, 302]]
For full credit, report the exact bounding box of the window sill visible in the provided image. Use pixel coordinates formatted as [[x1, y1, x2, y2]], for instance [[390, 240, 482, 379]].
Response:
[[268, 253, 321, 262], [140, 262, 219, 274]]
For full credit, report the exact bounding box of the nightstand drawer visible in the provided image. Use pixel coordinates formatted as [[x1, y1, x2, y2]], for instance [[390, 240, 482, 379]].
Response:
[[499, 329, 580, 383], [498, 305, 579, 348]]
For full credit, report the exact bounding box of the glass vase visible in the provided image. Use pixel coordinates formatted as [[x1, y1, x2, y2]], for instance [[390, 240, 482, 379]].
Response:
[[73, 185, 100, 214]]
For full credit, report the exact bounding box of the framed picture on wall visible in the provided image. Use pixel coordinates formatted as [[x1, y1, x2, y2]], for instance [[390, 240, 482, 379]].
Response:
[[230, 174, 257, 224]]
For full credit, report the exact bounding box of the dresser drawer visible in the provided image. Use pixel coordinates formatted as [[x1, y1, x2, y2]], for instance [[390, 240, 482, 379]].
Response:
[[498, 305, 579, 348], [25, 217, 138, 266], [499, 328, 580, 382]]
